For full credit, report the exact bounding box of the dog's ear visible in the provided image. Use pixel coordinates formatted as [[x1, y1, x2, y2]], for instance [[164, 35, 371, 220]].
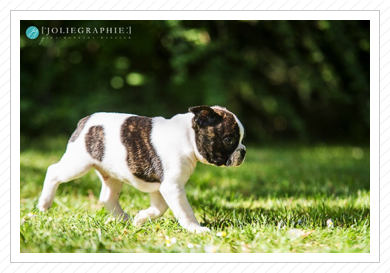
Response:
[[189, 106, 222, 127]]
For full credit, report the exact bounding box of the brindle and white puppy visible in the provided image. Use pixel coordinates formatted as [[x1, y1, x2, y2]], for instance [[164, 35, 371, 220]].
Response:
[[38, 106, 246, 233]]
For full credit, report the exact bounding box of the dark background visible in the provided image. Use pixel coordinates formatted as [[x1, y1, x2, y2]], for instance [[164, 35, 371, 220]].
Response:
[[20, 20, 370, 144]]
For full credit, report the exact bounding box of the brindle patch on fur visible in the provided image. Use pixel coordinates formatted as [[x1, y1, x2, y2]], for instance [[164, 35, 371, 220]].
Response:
[[85, 125, 105, 161], [69, 115, 90, 142], [120, 116, 164, 182], [192, 107, 240, 166]]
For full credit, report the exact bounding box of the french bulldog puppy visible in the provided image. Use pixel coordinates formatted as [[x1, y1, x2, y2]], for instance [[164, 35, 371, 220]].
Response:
[[38, 106, 246, 233]]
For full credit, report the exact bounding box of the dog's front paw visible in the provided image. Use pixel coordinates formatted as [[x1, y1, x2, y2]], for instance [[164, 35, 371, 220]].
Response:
[[133, 210, 148, 226], [185, 223, 211, 234]]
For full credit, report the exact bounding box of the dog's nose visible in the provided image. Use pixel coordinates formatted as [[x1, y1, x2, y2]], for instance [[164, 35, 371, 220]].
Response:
[[240, 149, 246, 157]]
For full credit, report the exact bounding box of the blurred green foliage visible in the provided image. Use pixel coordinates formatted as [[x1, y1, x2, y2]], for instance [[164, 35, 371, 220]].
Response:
[[20, 20, 369, 143]]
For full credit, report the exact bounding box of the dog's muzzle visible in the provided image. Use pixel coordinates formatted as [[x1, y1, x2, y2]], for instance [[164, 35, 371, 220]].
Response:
[[226, 146, 246, 167]]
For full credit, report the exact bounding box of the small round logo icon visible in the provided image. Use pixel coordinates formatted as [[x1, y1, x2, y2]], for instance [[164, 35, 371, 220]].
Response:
[[26, 26, 39, 39]]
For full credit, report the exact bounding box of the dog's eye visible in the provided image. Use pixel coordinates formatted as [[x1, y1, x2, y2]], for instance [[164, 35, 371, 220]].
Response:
[[223, 137, 233, 145]]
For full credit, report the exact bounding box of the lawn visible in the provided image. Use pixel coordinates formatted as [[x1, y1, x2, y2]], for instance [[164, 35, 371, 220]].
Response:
[[20, 137, 370, 253]]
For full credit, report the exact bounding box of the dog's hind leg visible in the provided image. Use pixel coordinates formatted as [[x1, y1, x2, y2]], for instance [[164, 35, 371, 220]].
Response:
[[38, 146, 93, 211], [97, 171, 128, 221]]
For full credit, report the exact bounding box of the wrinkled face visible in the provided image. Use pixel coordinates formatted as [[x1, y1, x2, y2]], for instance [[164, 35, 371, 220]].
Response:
[[190, 106, 246, 167]]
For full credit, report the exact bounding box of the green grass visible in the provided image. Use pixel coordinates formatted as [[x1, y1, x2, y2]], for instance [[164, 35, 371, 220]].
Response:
[[20, 137, 370, 253]]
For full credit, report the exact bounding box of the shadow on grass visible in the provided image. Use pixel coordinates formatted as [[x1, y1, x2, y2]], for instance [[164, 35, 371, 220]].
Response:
[[196, 202, 370, 230]]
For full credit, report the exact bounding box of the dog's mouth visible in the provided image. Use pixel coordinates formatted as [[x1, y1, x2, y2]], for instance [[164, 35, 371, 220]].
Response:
[[226, 149, 246, 167]]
